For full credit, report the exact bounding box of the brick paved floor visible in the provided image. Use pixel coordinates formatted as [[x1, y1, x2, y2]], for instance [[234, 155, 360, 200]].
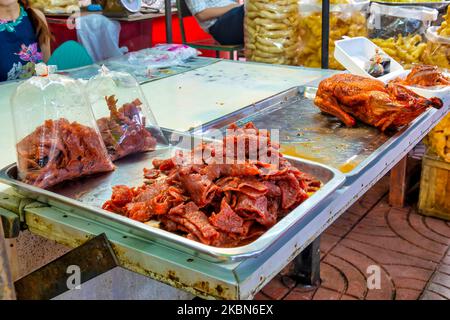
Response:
[[255, 176, 450, 300]]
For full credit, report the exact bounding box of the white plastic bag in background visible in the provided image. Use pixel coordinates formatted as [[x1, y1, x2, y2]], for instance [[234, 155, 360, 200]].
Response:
[[76, 14, 127, 62]]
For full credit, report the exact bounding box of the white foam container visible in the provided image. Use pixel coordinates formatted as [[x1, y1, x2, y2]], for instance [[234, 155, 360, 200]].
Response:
[[334, 36, 450, 102]]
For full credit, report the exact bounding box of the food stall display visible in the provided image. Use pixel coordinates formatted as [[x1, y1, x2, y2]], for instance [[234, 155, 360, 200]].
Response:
[[11, 71, 115, 189], [421, 7, 450, 69], [86, 68, 165, 161], [244, 0, 300, 65], [368, 2, 438, 68], [297, 0, 369, 69]]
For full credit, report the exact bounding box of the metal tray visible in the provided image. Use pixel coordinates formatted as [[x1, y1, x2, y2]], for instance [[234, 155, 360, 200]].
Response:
[[194, 86, 432, 178], [0, 130, 345, 262]]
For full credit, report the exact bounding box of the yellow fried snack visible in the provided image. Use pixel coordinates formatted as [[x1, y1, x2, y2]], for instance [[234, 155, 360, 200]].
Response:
[[421, 41, 450, 70], [424, 113, 450, 163], [297, 10, 368, 69], [437, 7, 450, 37], [244, 0, 300, 65], [371, 35, 427, 69]]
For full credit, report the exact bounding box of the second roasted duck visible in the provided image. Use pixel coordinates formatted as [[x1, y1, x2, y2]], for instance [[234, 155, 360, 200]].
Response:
[[393, 65, 450, 87], [314, 74, 443, 132]]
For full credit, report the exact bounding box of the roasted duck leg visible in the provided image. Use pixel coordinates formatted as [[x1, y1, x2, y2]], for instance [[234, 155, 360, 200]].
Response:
[[314, 74, 443, 132]]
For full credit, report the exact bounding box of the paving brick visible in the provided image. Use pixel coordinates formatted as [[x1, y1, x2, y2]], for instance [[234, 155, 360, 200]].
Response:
[[260, 275, 291, 300], [283, 287, 316, 300], [387, 209, 448, 256], [329, 245, 394, 300], [423, 217, 450, 238], [346, 231, 442, 263], [395, 288, 421, 300], [340, 294, 359, 300], [421, 291, 447, 300], [431, 272, 450, 289], [437, 264, 450, 276], [427, 283, 450, 299], [324, 254, 367, 299], [347, 200, 373, 216], [409, 213, 450, 245], [443, 255, 450, 265], [340, 238, 437, 271], [313, 287, 341, 300], [320, 233, 341, 257], [383, 265, 434, 282], [394, 278, 427, 291], [351, 224, 397, 238], [320, 262, 346, 293]]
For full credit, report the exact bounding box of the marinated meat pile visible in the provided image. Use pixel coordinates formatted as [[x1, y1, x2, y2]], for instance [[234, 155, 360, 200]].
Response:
[[97, 95, 157, 161], [314, 74, 443, 132], [103, 123, 321, 247], [393, 65, 450, 88], [17, 118, 115, 189]]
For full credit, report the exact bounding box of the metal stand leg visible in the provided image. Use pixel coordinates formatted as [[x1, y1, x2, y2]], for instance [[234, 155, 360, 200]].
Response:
[[291, 236, 321, 287]]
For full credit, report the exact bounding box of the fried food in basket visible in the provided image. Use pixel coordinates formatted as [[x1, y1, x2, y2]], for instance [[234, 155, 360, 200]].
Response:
[[17, 119, 115, 189], [424, 113, 450, 163], [297, 10, 367, 69], [393, 65, 450, 87], [371, 35, 426, 69], [96, 95, 157, 161], [244, 0, 300, 65], [421, 7, 450, 69], [103, 123, 321, 248], [314, 74, 443, 132]]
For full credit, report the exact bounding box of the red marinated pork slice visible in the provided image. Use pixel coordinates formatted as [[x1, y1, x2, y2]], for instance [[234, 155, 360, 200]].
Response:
[[124, 202, 152, 222], [110, 185, 133, 207], [178, 170, 218, 207], [235, 194, 269, 220], [209, 200, 245, 234], [278, 173, 308, 210], [165, 209, 219, 245], [262, 181, 281, 197]]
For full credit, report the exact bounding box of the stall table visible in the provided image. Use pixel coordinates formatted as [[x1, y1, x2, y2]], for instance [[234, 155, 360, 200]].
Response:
[[0, 59, 448, 299]]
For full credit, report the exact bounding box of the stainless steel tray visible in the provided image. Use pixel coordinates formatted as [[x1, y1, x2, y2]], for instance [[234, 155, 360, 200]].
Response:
[[0, 130, 345, 262], [194, 86, 431, 178]]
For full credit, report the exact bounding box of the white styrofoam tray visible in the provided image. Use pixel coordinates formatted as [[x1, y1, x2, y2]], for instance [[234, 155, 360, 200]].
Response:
[[334, 36, 450, 102]]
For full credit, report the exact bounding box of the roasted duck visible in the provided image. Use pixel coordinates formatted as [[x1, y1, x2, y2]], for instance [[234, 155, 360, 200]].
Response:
[[393, 65, 450, 87], [103, 123, 321, 248], [314, 74, 443, 132]]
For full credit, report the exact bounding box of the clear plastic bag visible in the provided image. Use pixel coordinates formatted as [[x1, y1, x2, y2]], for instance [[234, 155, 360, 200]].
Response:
[[87, 67, 166, 161], [421, 27, 450, 69], [368, 3, 439, 39], [297, 0, 369, 69], [11, 70, 115, 189], [421, 7, 450, 69], [76, 14, 126, 62], [244, 0, 300, 65], [368, 3, 438, 68]]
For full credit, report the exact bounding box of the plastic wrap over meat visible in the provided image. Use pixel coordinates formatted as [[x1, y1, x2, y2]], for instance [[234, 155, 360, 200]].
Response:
[[87, 67, 165, 161], [102, 123, 322, 248], [11, 73, 114, 189]]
